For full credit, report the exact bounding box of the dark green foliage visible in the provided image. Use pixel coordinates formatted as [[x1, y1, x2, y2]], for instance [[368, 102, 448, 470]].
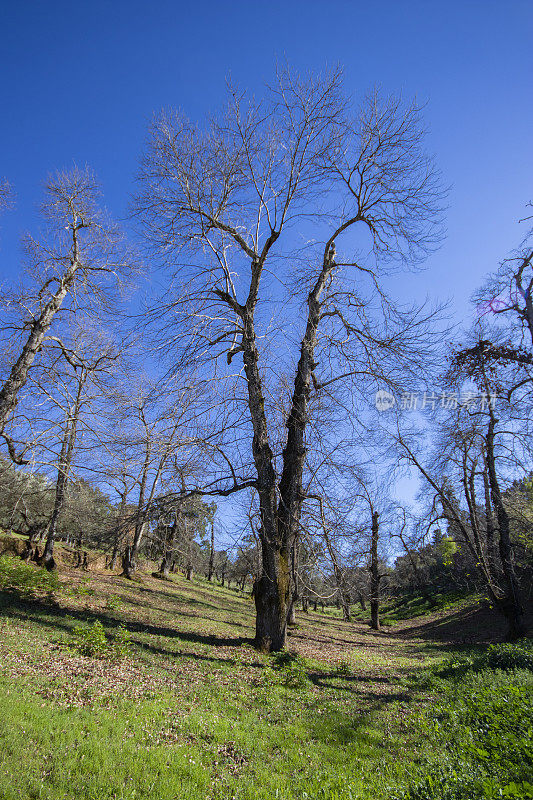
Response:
[[432, 641, 533, 679], [69, 620, 131, 660], [0, 554, 60, 598], [262, 651, 311, 689], [395, 642, 533, 799]]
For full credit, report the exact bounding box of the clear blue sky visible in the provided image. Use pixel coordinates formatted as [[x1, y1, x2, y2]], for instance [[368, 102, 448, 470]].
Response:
[[1, 0, 531, 323], [0, 0, 531, 538]]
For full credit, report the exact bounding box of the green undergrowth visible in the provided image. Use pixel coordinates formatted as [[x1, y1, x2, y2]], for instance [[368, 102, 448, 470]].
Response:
[[393, 641, 533, 799], [368, 589, 480, 626], [69, 619, 132, 659], [0, 553, 531, 800], [0, 554, 60, 598]]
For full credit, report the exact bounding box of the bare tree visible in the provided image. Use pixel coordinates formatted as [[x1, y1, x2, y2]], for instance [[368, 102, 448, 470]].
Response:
[[120, 381, 199, 578], [30, 327, 121, 569], [0, 168, 133, 458], [396, 373, 527, 640], [134, 67, 444, 650]]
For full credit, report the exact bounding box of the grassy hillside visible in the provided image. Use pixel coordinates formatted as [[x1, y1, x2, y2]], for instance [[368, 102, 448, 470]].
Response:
[[0, 552, 531, 800]]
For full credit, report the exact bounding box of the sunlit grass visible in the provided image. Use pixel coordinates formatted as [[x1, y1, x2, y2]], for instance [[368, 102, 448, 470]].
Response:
[[0, 554, 530, 799]]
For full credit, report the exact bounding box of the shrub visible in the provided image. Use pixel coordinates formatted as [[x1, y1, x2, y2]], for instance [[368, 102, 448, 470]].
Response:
[[0, 554, 60, 598], [259, 651, 310, 689], [70, 620, 131, 660], [398, 643, 533, 799], [267, 651, 310, 689], [433, 641, 533, 680], [334, 659, 352, 676]]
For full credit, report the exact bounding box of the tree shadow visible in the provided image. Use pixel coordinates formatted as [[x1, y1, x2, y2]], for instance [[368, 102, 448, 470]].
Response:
[[0, 590, 254, 653], [392, 603, 514, 644]]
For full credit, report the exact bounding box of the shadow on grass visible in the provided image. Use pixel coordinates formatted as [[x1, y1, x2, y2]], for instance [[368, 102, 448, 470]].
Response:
[[0, 589, 254, 653], [392, 603, 515, 644]]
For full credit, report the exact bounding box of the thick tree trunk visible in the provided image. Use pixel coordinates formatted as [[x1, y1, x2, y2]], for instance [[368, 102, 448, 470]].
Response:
[[185, 564, 194, 581], [157, 558, 171, 578], [243, 246, 335, 652], [253, 539, 290, 652], [156, 517, 178, 579], [369, 510, 381, 630], [122, 545, 136, 579], [340, 591, 351, 622], [301, 596, 309, 613]]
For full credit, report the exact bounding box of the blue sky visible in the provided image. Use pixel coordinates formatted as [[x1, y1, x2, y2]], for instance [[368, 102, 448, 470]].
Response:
[[0, 0, 531, 541], [1, 0, 531, 324]]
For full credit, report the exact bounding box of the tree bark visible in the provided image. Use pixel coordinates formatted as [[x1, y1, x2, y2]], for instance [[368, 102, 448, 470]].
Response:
[[157, 514, 179, 578], [41, 374, 84, 570], [370, 510, 381, 630], [0, 254, 80, 437], [207, 520, 215, 581], [250, 246, 336, 651], [485, 414, 526, 639]]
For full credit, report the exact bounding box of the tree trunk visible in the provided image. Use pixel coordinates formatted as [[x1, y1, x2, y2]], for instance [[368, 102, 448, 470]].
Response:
[[340, 591, 351, 622], [358, 591, 367, 612], [110, 547, 119, 571], [0, 261, 79, 438], [245, 247, 336, 652], [302, 596, 309, 613], [185, 564, 193, 581], [122, 545, 136, 579], [370, 510, 381, 630], [158, 558, 171, 578], [42, 379, 83, 570], [207, 520, 215, 581], [253, 539, 290, 652], [156, 517, 178, 579], [485, 414, 526, 639], [287, 596, 297, 626]]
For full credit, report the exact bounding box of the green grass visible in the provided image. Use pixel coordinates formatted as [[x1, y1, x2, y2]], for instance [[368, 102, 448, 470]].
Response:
[[359, 589, 481, 626], [0, 554, 530, 800]]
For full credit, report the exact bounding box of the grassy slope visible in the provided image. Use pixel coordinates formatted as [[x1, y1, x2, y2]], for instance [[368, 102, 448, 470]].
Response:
[[0, 555, 530, 800]]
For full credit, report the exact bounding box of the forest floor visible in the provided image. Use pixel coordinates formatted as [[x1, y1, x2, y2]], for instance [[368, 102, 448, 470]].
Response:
[[0, 550, 531, 800]]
